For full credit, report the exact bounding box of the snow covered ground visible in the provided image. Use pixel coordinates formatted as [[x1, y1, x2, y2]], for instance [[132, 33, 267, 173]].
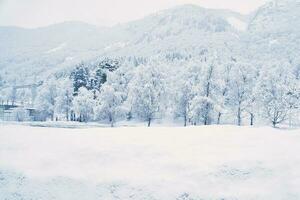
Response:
[[0, 124, 300, 200]]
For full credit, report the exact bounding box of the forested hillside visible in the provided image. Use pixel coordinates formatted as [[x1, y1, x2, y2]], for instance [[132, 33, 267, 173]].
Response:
[[0, 0, 299, 127]]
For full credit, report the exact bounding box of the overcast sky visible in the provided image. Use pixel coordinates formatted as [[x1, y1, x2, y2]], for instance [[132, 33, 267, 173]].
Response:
[[0, 0, 269, 28]]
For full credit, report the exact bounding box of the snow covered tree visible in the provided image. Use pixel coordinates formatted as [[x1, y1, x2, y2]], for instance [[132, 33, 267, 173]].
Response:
[[96, 84, 125, 127], [109, 61, 135, 120], [70, 63, 90, 95], [173, 55, 220, 126], [128, 64, 165, 127], [72, 87, 95, 122], [228, 62, 256, 126], [55, 79, 73, 121], [89, 59, 121, 99], [97, 58, 120, 72], [201, 60, 217, 125], [189, 96, 214, 125], [174, 81, 192, 126], [172, 60, 199, 126], [215, 60, 233, 124], [181, 55, 219, 126], [90, 68, 107, 92], [241, 61, 259, 126], [35, 80, 57, 121], [259, 66, 298, 127]]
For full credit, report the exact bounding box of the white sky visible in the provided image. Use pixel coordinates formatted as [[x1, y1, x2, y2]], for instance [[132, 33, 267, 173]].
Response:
[[0, 0, 269, 28]]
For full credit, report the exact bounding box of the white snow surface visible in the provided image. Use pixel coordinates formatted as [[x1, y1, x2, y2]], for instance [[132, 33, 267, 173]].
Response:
[[46, 43, 67, 54], [226, 17, 247, 31], [0, 124, 300, 200]]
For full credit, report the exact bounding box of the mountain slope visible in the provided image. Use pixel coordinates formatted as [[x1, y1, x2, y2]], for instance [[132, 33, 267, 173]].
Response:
[[0, 22, 119, 82], [104, 5, 242, 57], [0, 5, 247, 83], [247, 0, 300, 61], [1, 1, 300, 83]]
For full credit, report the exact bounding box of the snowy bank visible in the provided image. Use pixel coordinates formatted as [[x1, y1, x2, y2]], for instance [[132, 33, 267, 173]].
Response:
[[0, 125, 300, 200]]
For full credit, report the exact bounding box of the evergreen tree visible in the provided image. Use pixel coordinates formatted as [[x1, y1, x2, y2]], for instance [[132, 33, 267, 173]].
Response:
[[92, 68, 107, 91], [70, 63, 90, 95]]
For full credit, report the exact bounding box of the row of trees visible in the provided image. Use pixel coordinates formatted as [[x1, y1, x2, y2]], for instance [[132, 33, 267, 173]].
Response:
[[33, 54, 300, 127]]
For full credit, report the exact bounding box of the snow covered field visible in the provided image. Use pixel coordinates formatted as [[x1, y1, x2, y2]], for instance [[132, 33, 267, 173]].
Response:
[[0, 124, 300, 200]]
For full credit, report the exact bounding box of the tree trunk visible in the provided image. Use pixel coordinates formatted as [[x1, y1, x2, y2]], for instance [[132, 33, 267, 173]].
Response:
[[109, 115, 114, 127], [237, 106, 241, 126], [289, 109, 292, 128], [217, 112, 222, 124], [148, 118, 151, 127], [184, 115, 187, 127], [272, 121, 276, 128], [250, 113, 254, 126], [71, 113, 75, 121], [66, 109, 69, 121]]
